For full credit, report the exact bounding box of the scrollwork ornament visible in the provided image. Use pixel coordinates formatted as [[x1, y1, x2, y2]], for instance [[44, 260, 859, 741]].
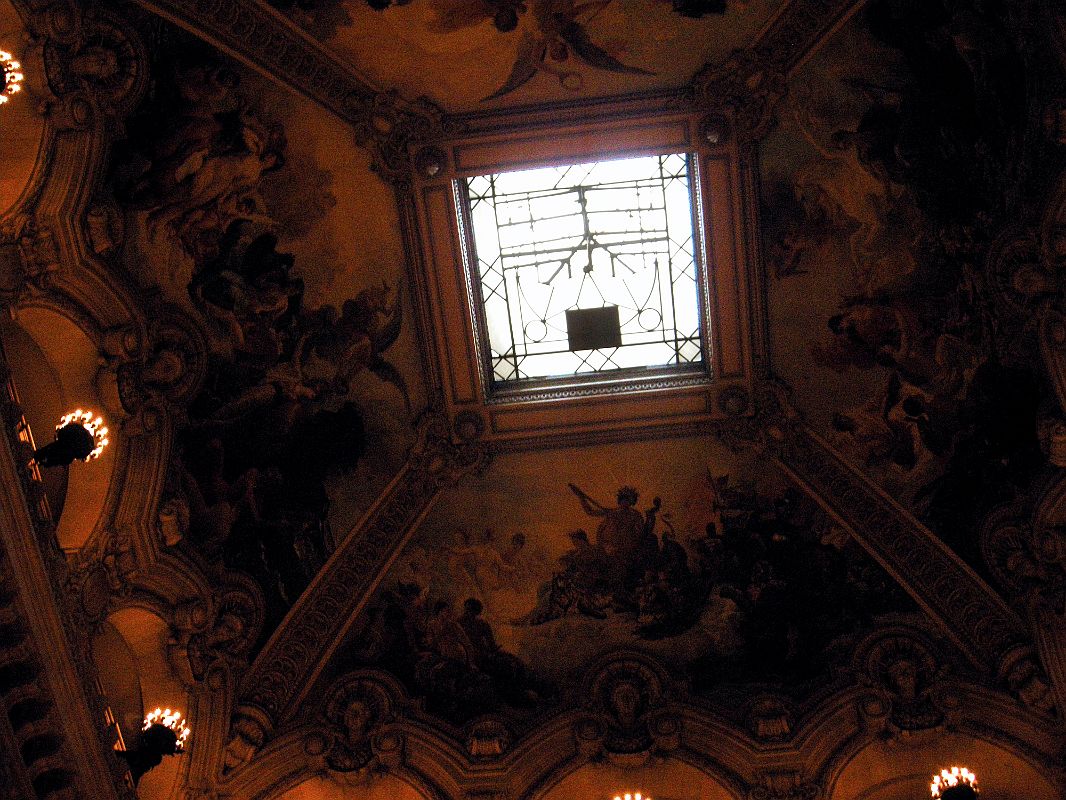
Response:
[[41, 9, 148, 122], [692, 50, 787, 143], [65, 527, 136, 628], [116, 308, 208, 414], [983, 504, 1066, 613], [409, 412, 490, 488], [170, 572, 264, 685], [347, 91, 450, 186]]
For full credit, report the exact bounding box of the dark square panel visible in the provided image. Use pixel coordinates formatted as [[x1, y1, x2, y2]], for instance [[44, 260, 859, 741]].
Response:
[[566, 306, 622, 352]]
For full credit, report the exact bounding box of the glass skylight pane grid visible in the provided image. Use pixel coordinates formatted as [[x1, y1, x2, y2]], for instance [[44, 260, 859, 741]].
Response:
[[466, 153, 703, 383]]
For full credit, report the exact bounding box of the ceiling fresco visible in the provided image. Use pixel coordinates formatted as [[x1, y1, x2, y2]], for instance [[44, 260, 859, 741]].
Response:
[[325, 437, 911, 728], [269, 0, 788, 111], [762, 0, 1053, 570], [106, 27, 424, 641]]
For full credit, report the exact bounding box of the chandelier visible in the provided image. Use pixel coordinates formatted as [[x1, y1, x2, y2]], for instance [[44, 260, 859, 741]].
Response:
[[119, 707, 191, 785], [32, 409, 110, 467], [57, 410, 110, 459], [143, 708, 191, 751], [931, 767, 979, 800], [0, 49, 23, 105], [613, 794, 650, 800]]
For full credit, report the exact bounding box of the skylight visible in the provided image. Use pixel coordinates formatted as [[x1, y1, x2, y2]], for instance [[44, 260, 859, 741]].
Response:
[[465, 153, 704, 386]]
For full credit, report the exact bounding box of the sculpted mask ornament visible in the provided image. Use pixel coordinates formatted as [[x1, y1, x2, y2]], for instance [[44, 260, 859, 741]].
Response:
[[42, 13, 147, 113], [320, 673, 402, 776], [584, 655, 670, 755], [856, 629, 949, 735]]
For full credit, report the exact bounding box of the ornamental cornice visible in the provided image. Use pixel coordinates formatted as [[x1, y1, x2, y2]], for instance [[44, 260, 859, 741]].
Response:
[[209, 632, 1064, 800]]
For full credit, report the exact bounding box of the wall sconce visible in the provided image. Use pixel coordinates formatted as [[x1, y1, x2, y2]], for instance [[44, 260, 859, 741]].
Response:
[[32, 409, 109, 467], [116, 708, 190, 785], [0, 49, 23, 106], [931, 767, 979, 800]]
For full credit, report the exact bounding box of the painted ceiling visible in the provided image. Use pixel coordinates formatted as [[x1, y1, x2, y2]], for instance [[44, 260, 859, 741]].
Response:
[[271, 0, 788, 111], [77, 0, 1061, 749], [763, 0, 1051, 572]]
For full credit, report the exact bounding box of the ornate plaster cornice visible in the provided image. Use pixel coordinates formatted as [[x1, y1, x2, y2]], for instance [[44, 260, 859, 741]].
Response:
[[132, 0, 448, 184], [210, 629, 1065, 800], [224, 413, 489, 764]]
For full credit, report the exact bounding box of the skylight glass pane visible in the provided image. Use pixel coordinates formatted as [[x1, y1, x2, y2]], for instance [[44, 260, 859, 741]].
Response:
[[465, 153, 703, 384]]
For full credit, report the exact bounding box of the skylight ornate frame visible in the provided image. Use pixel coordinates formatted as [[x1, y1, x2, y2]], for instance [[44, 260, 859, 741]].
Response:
[[408, 93, 762, 448]]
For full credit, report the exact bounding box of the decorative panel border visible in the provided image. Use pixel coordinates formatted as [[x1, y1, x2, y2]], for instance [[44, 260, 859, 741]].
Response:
[[407, 94, 761, 446]]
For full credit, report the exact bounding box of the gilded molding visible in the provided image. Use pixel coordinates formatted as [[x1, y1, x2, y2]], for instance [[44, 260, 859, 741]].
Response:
[[209, 629, 1066, 800]]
